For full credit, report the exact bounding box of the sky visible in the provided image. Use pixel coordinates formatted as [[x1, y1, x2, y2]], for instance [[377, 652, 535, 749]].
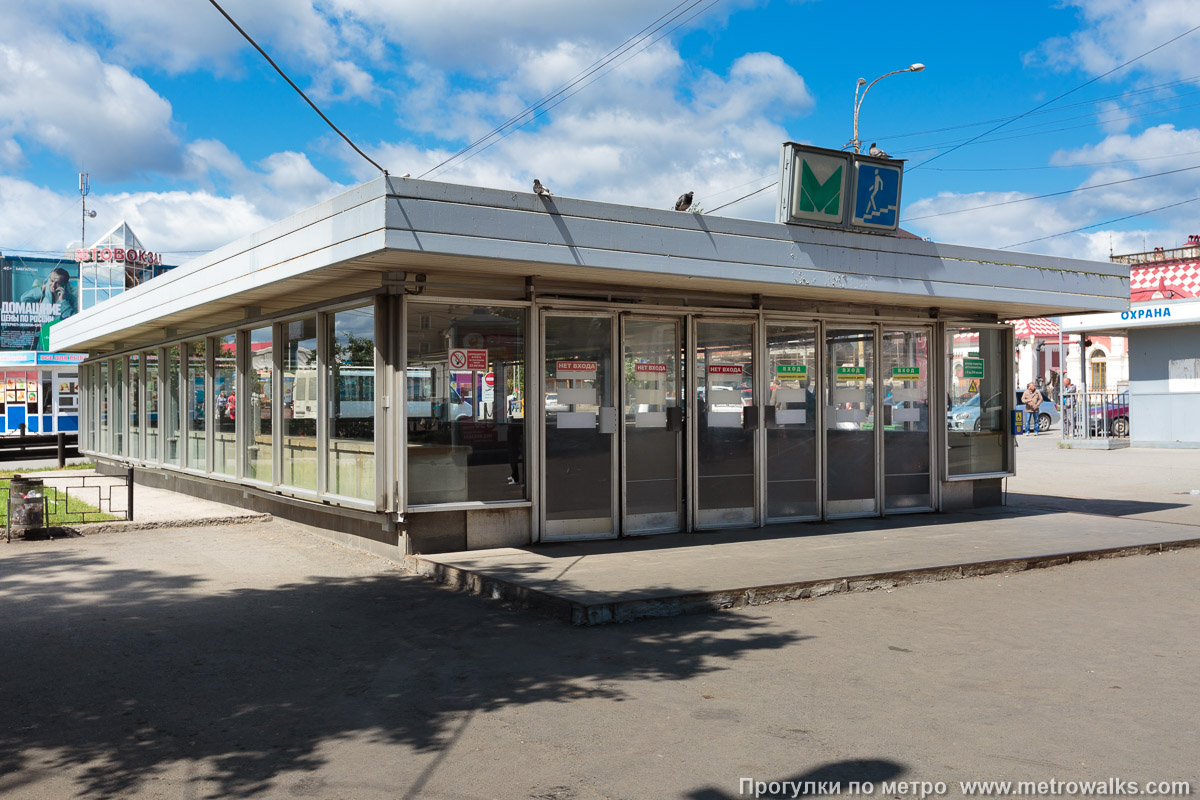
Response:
[[2, 0, 1200, 265]]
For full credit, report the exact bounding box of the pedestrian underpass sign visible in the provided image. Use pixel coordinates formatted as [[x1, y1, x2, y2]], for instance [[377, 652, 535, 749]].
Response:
[[851, 160, 903, 231]]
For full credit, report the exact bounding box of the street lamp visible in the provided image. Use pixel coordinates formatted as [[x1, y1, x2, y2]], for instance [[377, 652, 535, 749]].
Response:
[[848, 63, 925, 154]]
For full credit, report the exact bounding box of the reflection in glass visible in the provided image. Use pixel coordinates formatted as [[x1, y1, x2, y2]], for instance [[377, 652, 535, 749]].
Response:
[[245, 327, 273, 482], [329, 307, 375, 500], [99, 361, 109, 453], [766, 324, 817, 520], [826, 328, 876, 516], [114, 356, 126, 457], [129, 354, 140, 460], [623, 318, 681, 534], [947, 327, 1011, 476], [882, 329, 931, 510], [214, 334, 236, 476], [406, 304, 527, 506], [282, 317, 317, 491], [165, 345, 181, 466], [146, 352, 159, 461], [542, 315, 612, 535], [187, 340, 206, 469], [695, 320, 756, 527]]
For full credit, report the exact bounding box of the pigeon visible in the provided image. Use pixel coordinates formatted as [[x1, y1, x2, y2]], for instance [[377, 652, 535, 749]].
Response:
[[533, 178, 551, 197], [674, 191, 694, 211], [868, 142, 890, 159]]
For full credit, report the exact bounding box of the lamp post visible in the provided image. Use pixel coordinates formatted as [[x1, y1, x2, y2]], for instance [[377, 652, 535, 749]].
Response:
[[848, 63, 925, 154]]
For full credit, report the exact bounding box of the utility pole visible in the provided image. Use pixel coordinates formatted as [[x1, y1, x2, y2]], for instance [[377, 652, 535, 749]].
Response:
[[79, 173, 96, 247]]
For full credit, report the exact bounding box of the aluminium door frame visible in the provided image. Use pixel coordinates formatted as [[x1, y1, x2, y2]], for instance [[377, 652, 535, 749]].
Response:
[[880, 323, 937, 515], [619, 311, 685, 536], [538, 308, 620, 542], [822, 322, 882, 520]]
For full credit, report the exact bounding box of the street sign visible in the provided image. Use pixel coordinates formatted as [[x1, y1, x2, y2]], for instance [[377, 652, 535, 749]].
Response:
[[968, 379, 979, 393], [963, 358, 985, 379], [782, 147, 848, 226], [483, 371, 494, 387], [851, 160, 903, 231], [449, 348, 488, 371]]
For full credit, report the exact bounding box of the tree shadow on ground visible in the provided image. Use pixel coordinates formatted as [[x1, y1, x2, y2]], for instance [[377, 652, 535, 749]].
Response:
[[688, 758, 907, 798], [0, 548, 808, 799]]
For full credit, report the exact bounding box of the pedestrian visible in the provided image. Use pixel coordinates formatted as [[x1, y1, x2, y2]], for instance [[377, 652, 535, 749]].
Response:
[[1061, 377, 1077, 437], [1021, 381, 1043, 436]]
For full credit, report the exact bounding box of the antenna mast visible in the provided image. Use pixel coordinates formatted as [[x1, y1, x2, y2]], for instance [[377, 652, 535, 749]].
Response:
[[79, 173, 95, 247]]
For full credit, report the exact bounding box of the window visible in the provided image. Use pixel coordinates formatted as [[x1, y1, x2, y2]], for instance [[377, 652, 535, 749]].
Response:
[[128, 355, 140, 459], [282, 317, 317, 491], [186, 340, 207, 469], [947, 327, 1012, 476], [99, 361, 110, 454], [328, 306, 375, 501], [145, 352, 160, 461], [165, 345, 181, 466], [406, 303, 527, 505], [1089, 350, 1108, 391], [114, 357, 126, 456], [245, 327, 273, 482], [214, 334, 236, 476]]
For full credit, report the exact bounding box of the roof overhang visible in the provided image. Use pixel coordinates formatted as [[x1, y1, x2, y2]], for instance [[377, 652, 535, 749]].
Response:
[[1062, 296, 1200, 336], [51, 175, 1131, 353]]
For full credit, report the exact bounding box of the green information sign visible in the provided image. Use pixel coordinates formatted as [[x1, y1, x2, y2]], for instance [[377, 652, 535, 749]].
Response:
[[963, 358, 985, 379], [776, 364, 807, 378], [836, 366, 867, 381], [892, 367, 920, 379]]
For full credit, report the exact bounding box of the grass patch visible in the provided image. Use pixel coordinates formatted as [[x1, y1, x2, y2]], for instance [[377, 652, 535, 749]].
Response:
[[0, 462, 94, 479], [2, 473, 120, 526]]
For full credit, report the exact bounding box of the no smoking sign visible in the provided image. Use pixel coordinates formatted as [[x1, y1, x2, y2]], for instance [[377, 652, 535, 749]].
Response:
[[449, 348, 488, 370]]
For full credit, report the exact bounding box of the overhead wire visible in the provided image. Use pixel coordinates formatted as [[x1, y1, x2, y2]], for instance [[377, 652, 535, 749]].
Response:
[[433, 0, 725, 177], [909, 22, 1200, 170], [205, 0, 385, 175], [420, 0, 714, 179], [1002, 195, 1200, 249]]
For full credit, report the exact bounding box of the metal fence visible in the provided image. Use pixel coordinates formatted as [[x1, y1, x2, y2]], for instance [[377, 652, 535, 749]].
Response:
[[1061, 390, 1130, 440]]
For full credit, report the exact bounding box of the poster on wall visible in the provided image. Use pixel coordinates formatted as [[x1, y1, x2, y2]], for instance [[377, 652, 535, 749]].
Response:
[[0, 258, 80, 350]]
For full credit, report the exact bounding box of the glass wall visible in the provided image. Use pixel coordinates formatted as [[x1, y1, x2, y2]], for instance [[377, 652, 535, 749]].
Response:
[[129, 354, 140, 460], [113, 357, 126, 456], [328, 306, 375, 500], [146, 351, 160, 461], [282, 317, 318, 491], [694, 319, 757, 527], [165, 345, 181, 466], [245, 327, 273, 483], [765, 323, 818, 520], [186, 340, 206, 469], [826, 328, 876, 516], [214, 334, 237, 476], [947, 327, 1011, 476], [406, 303, 527, 506], [882, 329, 931, 510], [99, 361, 109, 453]]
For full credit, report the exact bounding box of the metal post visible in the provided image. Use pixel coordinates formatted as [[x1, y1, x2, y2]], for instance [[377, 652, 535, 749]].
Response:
[[57, 431, 66, 468], [18, 422, 25, 438], [126, 466, 134, 521]]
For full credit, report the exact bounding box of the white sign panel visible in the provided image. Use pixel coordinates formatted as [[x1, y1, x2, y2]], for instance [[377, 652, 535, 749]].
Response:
[[556, 411, 596, 429], [556, 360, 598, 381]]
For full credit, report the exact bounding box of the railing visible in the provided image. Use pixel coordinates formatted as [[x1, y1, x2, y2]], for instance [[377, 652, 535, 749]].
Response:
[[1111, 243, 1200, 265], [1061, 390, 1130, 440]]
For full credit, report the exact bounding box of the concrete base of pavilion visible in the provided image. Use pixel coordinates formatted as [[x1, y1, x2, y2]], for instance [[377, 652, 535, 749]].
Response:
[[406, 507, 1200, 625]]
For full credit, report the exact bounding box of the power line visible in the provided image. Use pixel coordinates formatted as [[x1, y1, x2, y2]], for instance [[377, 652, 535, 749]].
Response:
[[708, 180, 776, 213], [1002, 195, 1200, 249], [926, 149, 1200, 172], [435, 0, 725, 177], [901, 162, 1200, 222], [421, 0, 705, 179], [205, 0, 385, 175], [910, 22, 1200, 170]]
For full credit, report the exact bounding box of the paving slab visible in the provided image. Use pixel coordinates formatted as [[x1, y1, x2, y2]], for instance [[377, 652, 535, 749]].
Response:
[[10, 469, 269, 532], [409, 505, 1200, 624]]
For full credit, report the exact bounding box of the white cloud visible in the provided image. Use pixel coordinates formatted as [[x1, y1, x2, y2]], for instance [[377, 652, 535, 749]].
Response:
[[1034, 0, 1200, 81], [0, 32, 182, 179]]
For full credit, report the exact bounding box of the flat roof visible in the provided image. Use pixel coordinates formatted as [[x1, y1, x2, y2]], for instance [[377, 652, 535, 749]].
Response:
[[51, 175, 1130, 352]]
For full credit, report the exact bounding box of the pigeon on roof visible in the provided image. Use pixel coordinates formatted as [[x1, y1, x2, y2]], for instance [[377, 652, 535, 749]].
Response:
[[674, 191, 694, 212], [533, 179, 551, 197], [868, 143, 890, 159]]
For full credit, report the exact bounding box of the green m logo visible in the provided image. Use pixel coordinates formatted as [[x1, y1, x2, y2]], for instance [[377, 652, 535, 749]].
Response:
[[798, 161, 842, 215]]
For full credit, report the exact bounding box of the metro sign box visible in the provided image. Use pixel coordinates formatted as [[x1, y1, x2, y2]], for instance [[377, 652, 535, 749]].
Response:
[[777, 142, 904, 233]]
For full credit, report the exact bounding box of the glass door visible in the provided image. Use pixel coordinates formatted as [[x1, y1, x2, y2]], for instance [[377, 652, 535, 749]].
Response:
[[882, 328, 932, 511], [825, 327, 877, 517], [542, 313, 618, 539], [621, 316, 683, 535], [765, 322, 819, 521], [694, 318, 758, 528]]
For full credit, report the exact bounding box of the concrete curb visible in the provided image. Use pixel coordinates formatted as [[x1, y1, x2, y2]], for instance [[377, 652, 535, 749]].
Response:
[[74, 513, 273, 535], [405, 537, 1200, 626]]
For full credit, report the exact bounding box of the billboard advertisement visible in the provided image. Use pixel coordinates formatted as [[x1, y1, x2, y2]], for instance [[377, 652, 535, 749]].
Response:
[[0, 258, 80, 350]]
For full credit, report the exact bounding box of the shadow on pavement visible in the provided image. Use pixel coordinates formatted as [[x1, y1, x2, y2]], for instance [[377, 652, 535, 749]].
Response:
[[0, 549, 807, 799], [1005, 492, 1191, 518]]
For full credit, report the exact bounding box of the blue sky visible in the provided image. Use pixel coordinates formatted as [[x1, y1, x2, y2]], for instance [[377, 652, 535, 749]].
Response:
[[2, 0, 1199, 263]]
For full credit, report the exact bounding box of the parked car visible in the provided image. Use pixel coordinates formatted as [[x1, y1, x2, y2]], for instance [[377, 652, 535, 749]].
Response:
[[1087, 392, 1130, 437], [1014, 391, 1061, 432], [949, 391, 1004, 432]]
